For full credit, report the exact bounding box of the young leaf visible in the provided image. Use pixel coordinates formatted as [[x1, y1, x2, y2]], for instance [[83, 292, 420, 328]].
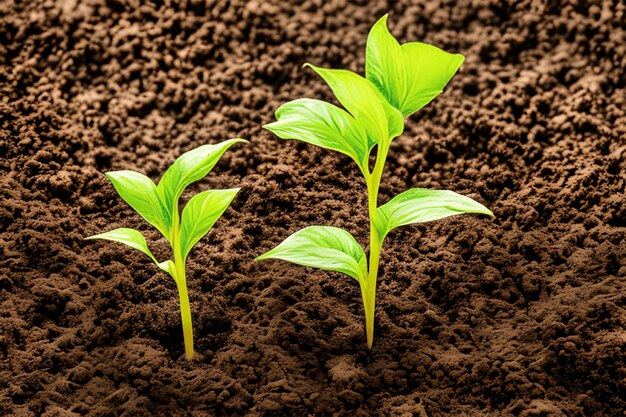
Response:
[[256, 226, 368, 282], [305, 64, 404, 148], [86, 228, 160, 265], [105, 171, 169, 237], [157, 138, 246, 215], [375, 188, 493, 239], [366, 14, 465, 117], [157, 259, 176, 276], [264, 98, 371, 172], [180, 188, 240, 261]]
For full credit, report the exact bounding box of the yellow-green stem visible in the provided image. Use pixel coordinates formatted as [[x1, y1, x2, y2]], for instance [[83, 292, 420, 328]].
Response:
[[175, 264, 194, 361], [172, 212, 194, 361], [363, 144, 387, 350]]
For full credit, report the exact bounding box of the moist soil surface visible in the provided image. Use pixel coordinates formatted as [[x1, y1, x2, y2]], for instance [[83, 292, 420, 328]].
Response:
[[1, 1, 625, 416]]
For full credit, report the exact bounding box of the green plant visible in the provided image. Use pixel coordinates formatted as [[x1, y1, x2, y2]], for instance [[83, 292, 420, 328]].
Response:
[[86, 138, 246, 360], [257, 15, 493, 349]]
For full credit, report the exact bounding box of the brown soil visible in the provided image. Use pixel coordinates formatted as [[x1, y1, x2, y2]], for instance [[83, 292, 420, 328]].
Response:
[[1, 1, 625, 416]]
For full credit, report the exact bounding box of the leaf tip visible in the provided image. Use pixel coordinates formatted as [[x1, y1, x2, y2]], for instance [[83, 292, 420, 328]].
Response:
[[103, 170, 133, 185], [256, 247, 280, 262], [254, 253, 268, 262], [369, 14, 391, 40], [453, 53, 465, 66], [303, 62, 325, 75], [303, 63, 332, 81], [376, 13, 389, 26], [225, 187, 242, 198], [473, 203, 494, 218], [263, 121, 283, 137]]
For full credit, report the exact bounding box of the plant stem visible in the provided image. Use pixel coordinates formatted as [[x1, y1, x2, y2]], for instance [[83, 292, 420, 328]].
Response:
[[363, 144, 388, 349], [172, 212, 194, 361], [175, 263, 194, 361]]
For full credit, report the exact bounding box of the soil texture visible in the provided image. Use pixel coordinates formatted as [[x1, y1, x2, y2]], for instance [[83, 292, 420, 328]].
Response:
[[1, 0, 625, 416]]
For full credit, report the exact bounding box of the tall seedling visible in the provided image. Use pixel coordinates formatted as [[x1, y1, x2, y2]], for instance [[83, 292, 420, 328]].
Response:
[[258, 15, 493, 348], [87, 139, 246, 360]]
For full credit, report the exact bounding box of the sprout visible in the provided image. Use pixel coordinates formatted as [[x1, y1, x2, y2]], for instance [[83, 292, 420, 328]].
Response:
[[258, 15, 493, 349], [87, 139, 246, 360]]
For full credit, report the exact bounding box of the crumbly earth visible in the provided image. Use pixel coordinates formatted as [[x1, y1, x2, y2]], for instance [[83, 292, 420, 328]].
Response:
[[1, 0, 624, 416]]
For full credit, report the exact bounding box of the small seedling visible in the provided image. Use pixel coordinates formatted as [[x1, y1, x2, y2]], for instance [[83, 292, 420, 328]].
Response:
[[87, 138, 246, 360], [258, 15, 493, 349]]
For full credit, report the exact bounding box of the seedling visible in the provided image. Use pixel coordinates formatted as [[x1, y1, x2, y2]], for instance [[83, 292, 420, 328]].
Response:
[[87, 138, 246, 360], [258, 15, 493, 349]]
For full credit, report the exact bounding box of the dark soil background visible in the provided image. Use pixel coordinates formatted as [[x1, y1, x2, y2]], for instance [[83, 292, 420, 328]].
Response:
[[1, 0, 625, 416]]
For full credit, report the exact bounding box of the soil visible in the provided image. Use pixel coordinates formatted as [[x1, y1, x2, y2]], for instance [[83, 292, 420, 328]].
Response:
[[1, 0, 625, 416]]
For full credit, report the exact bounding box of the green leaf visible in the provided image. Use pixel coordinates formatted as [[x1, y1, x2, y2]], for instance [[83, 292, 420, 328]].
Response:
[[157, 259, 176, 276], [105, 171, 169, 237], [157, 138, 246, 218], [256, 226, 368, 282], [264, 98, 371, 172], [304, 64, 404, 149], [366, 14, 465, 117], [86, 228, 160, 265], [180, 188, 239, 261], [375, 188, 493, 238]]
